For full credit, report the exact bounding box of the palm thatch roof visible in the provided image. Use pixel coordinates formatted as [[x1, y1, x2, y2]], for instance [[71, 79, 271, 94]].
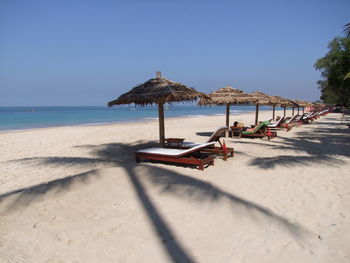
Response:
[[247, 91, 271, 104], [198, 85, 252, 105], [269, 96, 298, 107], [108, 74, 204, 106], [311, 102, 326, 108], [292, 99, 311, 107]]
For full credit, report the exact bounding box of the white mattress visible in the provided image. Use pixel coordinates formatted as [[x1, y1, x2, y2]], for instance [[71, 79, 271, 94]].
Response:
[[137, 142, 215, 157], [182, 142, 201, 147]]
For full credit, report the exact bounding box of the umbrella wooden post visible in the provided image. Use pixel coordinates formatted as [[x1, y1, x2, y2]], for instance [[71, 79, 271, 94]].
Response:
[[272, 104, 276, 120], [292, 107, 295, 116], [225, 104, 230, 137], [158, 103, 165, 146], [255, 103, 259, 126], [283, 107, 286, 117], [302, 107, 305, 114], [297, 107, 300, 114]]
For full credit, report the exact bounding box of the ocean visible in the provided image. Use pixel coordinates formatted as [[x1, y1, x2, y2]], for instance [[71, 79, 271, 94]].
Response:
[[0, 105, 276, 132]]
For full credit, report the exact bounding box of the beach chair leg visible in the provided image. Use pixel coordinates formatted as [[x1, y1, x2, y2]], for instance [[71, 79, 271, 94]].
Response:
[[225, 149, 234, 158], [198, 162, 204, 171]]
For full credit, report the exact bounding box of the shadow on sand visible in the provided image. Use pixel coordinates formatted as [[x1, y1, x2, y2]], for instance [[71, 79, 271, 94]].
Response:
[[3, 140, 315, 262], [195, 132, 213, 137], [230, 116, 350, 169]]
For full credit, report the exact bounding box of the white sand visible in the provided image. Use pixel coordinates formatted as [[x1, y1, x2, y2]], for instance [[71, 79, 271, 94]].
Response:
[[0, 111, 349, 263]]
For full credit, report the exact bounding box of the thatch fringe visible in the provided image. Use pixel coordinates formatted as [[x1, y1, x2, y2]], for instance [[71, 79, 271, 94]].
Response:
[[269, 96, 298, 107], [198, 86, 253, 105], [292, 99, 311, 107], [108, 77, 206, 106], [108, 76, 314, 109]]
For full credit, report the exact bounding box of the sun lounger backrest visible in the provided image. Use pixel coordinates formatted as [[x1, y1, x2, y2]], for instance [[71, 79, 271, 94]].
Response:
[[278, 116, 285, 124], [207, 127, 227, 142], [253, 122, 264, 132], [179, 142, 216, 156], [294, 115, 303, 122], [268, 116, 284, 127], [253, 120, 269, 132], [137, 142, 216, 158], [302, 112, 312, 119], [285, 114, 298, 123]]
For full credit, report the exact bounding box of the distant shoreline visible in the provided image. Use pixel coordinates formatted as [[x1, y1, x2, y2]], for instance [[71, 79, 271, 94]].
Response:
[[0, 111, 253, 134], [0, 112, 229, 134], [0, 108, 290, 134], [1, 105, 281, 133]]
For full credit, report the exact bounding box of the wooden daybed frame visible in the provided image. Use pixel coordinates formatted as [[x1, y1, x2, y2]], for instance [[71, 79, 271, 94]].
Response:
[[164, 127, 234, 161], [135, 142, 216, 170]]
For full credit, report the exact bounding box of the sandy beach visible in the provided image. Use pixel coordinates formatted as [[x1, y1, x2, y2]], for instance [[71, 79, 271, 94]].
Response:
[[0, 110, 349, 263]]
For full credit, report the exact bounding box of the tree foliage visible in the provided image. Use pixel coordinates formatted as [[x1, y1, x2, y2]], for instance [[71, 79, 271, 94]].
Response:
[[314, 37, 350, 106], [345, 72, 350, 80]]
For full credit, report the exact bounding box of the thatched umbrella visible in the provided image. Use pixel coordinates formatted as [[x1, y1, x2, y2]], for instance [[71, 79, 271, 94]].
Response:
[[269, 96, 297, 118], [198, 85, 252, 137], [293, 99, 310, 114], [248, 91, 271, 125], [108, 72, 205, 146], [311, 102, 326, 111]]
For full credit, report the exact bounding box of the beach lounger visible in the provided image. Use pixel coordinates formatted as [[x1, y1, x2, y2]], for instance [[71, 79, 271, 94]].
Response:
[[321, 109, 330, 115], [268, 116, 285, 128], [267, 117, 291, 132], [280, 114, 300, 130], [287, 115, 303, 128], [301, 112, 313, 123], [135, 142, 216, 170], [309, 112, 319, 121], [232, 120, 277, 140], [164, 127, 234, 161], [242, 120, 277, 139], [284, 114, 299, 124], [302, 112, 319, 123]]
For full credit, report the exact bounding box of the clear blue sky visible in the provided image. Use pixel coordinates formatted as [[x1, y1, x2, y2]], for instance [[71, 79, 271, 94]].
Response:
[[0, 0, 349, 106]]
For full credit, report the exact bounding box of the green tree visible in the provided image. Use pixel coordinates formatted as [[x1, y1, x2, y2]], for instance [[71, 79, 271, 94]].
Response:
[[344, 23, 350, 81], [314, 37, 350, 106]]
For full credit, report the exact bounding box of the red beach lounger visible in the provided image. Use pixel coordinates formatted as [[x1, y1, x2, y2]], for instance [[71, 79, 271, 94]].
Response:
[[135, 142, 216, 170]]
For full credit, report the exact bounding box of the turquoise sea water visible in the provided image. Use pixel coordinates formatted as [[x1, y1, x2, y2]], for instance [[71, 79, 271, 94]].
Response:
[[0, 105, 276, 131]]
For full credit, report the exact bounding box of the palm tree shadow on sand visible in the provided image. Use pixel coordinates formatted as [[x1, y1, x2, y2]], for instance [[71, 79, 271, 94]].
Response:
[[233, 120, 350, 169], [3, 141, 315, 262]]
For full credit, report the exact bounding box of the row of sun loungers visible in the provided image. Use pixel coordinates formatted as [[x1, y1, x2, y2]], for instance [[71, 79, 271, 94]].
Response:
[[135, 109, 331, 170]]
